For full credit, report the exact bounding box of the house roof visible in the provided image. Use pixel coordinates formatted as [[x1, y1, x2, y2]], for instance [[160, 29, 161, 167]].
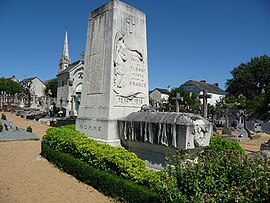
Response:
[[57, 60, 81, 76], [150, 88, 170, 95], [181, 80, 226, 95], [20, 77, 37, 85], [43, 78, 57, 86], [20, 77, 45, 86]]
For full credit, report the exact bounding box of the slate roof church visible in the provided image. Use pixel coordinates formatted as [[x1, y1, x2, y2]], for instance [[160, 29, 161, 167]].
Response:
[[56, 31, 84, 117]]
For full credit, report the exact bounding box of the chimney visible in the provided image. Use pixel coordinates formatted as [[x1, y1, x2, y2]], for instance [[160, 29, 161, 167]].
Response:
[[200, 80, 206, 83], [213, 83, 219, 87]]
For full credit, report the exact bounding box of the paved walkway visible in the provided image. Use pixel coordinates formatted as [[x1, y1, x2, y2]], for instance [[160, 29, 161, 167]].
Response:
[[0, 112, 115, 203]]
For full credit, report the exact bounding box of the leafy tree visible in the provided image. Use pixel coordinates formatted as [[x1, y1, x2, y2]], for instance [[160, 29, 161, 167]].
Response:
[[225, 55, 270, 116], [0, 78, 22, 95], [169, 87, 201, 111], [216, 94, 246, 109], [226, 55, 270, 99], [45, 78, 58, 98]]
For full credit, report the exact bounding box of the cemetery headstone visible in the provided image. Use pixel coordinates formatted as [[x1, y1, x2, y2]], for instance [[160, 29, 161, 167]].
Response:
[[235, 110, 251, 138], [4, 123, 8, 131], [19, 96, 25, 108], [222, 109, 232, 135], [76, 0, 149, 146], [199, 90, 211, 119], [172, 93, 183, 113], [247, 120, 262, 132], [260, 139, 270, 151]]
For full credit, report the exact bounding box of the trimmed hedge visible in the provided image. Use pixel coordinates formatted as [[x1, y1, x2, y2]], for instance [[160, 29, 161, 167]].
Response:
[[42, 126, 149, 184], [207, 136, 245, 154], [41, 143, 160, 203]]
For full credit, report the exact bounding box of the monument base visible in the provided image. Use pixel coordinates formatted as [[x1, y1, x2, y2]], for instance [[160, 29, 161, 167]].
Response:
[[121, 140, 205, 170], [76, 117, 121, 146]]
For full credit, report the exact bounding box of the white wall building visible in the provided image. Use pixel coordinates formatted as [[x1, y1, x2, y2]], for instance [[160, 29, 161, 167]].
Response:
[[20, 77, 46, 108], [180, 80, 226, 106], [56, 30, 84, 117]]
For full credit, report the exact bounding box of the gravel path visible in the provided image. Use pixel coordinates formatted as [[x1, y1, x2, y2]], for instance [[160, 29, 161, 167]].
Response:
[[0, 112, 115, 203]]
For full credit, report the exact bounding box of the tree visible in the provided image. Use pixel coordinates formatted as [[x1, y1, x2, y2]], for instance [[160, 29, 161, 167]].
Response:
[[215, 94, 246, 110], [226, 55, 270, 99], [0, 78, 22, 95], [168, 87, 201, 111], [226, 55, 270, 117], [45, 78, 58, 98]]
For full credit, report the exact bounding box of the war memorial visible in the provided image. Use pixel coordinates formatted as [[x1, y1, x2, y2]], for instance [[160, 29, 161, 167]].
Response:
[[76, 0, 212, 169]]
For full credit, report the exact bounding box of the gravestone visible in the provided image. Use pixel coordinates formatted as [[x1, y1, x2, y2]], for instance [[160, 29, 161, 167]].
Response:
[[260, 139, 270, 151], [199, 90, 211, 119], [235, 110, 251, 138], [76, 0, 149, 145], [31, 95, 38, 109], [172, 93, 183, 113], [247, 120, 262, 132], [222, 109, 232, 135], [19, 96, 25, 108]]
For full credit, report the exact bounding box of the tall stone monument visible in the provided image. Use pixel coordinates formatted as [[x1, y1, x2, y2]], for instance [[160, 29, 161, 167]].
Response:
[[76, 0, 149, 145]]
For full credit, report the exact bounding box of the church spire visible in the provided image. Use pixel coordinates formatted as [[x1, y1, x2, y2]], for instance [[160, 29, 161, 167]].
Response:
[[58, 29, 71, 73]]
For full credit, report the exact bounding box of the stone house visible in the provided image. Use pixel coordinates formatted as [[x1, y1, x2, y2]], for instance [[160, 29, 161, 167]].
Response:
[[180, 80, 226, 106], [20, 77, 46, 108], [149, 88, 170, 104]]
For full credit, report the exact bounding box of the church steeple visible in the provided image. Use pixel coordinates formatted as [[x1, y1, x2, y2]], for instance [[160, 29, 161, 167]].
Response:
[[58, 30, 71, 73]]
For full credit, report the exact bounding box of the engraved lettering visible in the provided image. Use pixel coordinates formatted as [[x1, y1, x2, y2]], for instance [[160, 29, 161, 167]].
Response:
[[87, 11, 108, 94]]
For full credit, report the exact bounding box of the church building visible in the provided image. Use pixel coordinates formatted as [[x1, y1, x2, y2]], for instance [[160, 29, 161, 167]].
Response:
[[56, 30, 84, 117]]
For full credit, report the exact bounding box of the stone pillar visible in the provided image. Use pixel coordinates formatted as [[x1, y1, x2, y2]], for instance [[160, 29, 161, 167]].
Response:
[[19, 96, 25, 108], [76, 0, 149, 146], [31, 95, 38, 109]]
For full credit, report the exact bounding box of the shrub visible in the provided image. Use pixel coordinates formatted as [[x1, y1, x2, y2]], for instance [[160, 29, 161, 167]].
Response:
[[0, 122, 3, 131], [41, 143, 160, 203], [154, 149, 270, 202], [42, 126, 149, 184], [26, 126, 32, 132], [1, 113, 7, 120], [207, 136, 245, 154]]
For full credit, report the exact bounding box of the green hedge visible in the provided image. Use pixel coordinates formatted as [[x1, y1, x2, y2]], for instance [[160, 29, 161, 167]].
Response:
[[41, 143, 160, 203], [207, 136, 245, 154], [42, 126, 149, 184]]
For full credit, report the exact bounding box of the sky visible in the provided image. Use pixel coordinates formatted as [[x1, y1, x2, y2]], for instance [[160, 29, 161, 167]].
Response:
[[0, 0, 269, 90]]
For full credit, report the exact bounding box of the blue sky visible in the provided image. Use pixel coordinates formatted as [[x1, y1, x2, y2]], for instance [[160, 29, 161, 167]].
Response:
[[0, 0, 269, 90]]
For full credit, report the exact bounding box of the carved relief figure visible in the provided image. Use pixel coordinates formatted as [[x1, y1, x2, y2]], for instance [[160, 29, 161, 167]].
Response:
[[192, 125, 208, 147], [113, 32, 128, 89], [113, 31, 144, 97]]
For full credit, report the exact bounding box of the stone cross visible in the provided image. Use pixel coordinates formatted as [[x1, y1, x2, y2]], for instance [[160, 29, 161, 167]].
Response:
[[126, 15, 135, 34], [199, 90, 212, 119], [3, 91, 6, 104], [0, 91, 3, 110], [70, 94, 76, 117], [172, 93, 183, 113]]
